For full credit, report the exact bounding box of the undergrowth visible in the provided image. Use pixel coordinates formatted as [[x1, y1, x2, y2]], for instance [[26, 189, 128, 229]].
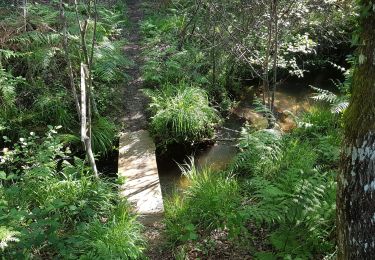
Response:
[[0, 1, 129, 153], [0, 127, 145, 259], [164, 107, 340, 259]]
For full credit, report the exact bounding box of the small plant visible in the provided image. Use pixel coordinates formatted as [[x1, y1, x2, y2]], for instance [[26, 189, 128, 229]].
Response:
[[229, 129, 282, 177]]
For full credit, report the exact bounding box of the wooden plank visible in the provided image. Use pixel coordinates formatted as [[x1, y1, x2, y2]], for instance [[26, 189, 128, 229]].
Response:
[[118, 130, 164, 216]]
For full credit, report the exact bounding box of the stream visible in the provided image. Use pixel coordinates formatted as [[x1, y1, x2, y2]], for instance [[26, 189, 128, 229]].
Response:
[[155, 69, 343, 197]]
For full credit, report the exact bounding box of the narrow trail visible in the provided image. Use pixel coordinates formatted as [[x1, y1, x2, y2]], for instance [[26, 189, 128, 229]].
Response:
[[122, 0, 147, 131], [122, 1, 169, 258]]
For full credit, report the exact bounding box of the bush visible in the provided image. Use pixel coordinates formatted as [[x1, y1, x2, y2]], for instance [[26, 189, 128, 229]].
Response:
[[0, 128, 145, 259], [144, 83, 220, 147]]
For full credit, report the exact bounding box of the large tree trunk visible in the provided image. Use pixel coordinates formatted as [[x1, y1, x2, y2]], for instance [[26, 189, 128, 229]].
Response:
[[337, 1, 375, 259]]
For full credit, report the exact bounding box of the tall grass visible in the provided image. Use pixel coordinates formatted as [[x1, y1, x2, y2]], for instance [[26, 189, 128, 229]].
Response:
[[163, 107, 340, 258], [165, 159, 242, 246], [144, 83, 220, 147]]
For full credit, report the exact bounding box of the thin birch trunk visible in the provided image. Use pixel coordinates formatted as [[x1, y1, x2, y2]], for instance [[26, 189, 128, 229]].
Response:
[[81, 63, 98, 178], [271, 0, 278, 112], [23, 0, 27, 32]]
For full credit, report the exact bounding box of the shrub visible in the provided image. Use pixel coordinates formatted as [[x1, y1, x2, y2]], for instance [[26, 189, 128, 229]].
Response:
[[144, 83, 220, 147]]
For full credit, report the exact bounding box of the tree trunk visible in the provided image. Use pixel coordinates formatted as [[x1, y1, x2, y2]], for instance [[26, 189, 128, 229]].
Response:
[[23, 0, 27, 31], [80, 63, 98, 178], [270, 0, 278, 112], [262, 2, 273, 106], [337, 1, 375, 258], [73, 0, 99, 177]]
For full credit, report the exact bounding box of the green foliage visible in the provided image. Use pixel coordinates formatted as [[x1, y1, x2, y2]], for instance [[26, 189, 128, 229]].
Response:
[[70, 203, 145, 259], [311, 85, 349, 114], [311, 65, 353, 114], [94, 39, 131, 83], [234, 109, 339, 258], [165, 160, 242, 246], [92, 116, 117, 155], [230, 129, 282, 177], [0, 226, 20, 251], [0, 69, 25, 137], [144, 83, 220, 146], [140, 9, 232, 109], [0, 128, 144, 259], [164, 106, 340, 258], [0, 1, 128, 154]]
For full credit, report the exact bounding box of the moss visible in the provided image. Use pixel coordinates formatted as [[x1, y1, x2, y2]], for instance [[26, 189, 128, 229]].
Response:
[[343, 0, 375, 141]]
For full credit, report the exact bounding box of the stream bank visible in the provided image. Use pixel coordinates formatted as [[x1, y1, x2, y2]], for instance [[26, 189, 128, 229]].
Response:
[[155, 68, 341, 197]]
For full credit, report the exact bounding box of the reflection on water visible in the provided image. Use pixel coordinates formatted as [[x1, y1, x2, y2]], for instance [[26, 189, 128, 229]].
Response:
[[156, 115, 243, 197], [157, 142, 240, 197]]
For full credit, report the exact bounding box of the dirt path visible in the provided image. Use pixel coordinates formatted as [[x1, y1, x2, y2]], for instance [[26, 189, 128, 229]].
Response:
[[122, 1, 169, 258], [123, 0, 148, 131]]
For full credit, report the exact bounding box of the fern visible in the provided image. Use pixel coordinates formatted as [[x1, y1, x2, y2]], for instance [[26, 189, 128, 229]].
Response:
[[241, 139, 336, 258], [252, 98, 276, 127], [0, 226, 20, 251], [0, 49, 23, 60], [310, 85, 349, 114], [94, 38, 131, 83], [230, 129, 282, 177], [310, 85, 337, 103]]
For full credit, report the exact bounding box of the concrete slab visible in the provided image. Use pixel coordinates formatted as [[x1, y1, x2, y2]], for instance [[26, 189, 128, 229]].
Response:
[[118, 130, 164, 216]]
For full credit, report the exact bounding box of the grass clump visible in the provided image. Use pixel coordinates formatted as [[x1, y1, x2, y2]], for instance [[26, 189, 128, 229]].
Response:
[[165, 161, 242, 247], [144, 83, 220, 147]]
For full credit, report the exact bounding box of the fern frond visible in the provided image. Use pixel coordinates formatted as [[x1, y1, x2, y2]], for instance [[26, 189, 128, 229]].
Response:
[[331, 100, 349, 114], [253, 98, 275, 125], [310, 86, 337, 104], [0, 226, 20, 251]]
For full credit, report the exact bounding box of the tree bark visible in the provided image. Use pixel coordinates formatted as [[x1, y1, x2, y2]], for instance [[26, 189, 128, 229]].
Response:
[[80, 63, 98, 178], [262, 2, 273, 107], [337, 1, 375, 258], [73, 0, 99, 177], [23, 0, 27, 32], [270, 0, 278, 112]]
